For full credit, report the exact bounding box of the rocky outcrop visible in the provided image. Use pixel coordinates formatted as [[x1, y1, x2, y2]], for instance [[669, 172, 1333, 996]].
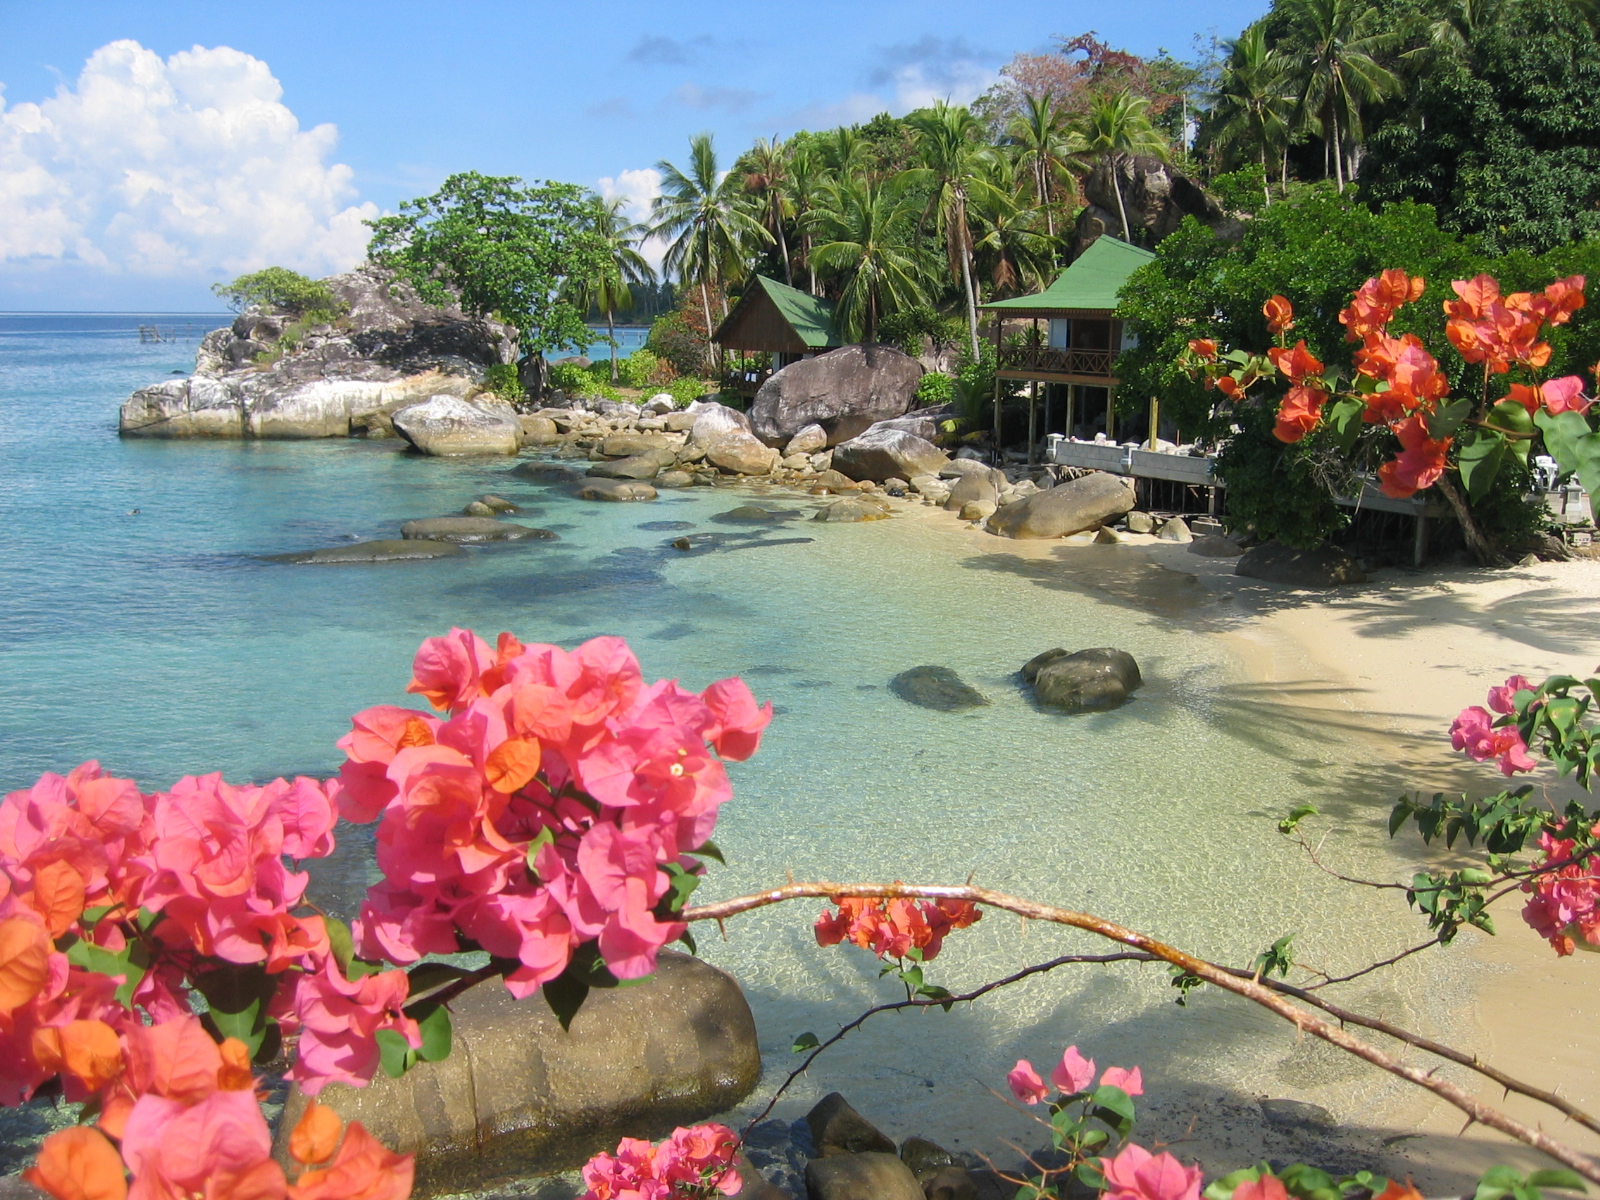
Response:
[[578, 479, 658, 501], [687, 402, 753, 447], [268, 540, 465, 564], [399, 517, 556, 543], [392, 395, 522, 456], [889, 666, 989, 711], [272, 953, 760, 1195], [1025, 647, 1143, 712], [120, 264, 516, 439], [1235, 542, 1367, 587], [985, 472, 1135, 539], [748, 344, 923, 446], [831, 425, 949, 483], [1074, 155, 1234, 255], [705, 433, 780, 476]]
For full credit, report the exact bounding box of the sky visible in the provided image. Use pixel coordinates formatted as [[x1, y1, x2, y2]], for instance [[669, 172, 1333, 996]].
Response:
[[0, 0, 1270, 311]]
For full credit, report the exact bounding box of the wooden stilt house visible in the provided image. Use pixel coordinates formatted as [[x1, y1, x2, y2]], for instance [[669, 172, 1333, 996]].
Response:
[[713, 276, 841, 398]]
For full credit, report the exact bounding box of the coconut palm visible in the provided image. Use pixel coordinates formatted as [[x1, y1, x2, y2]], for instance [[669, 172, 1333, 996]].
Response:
[[1210, 24, 1295, 204], [569, 197, 656, 383], [901, 102, 1004, 359], [969, 159, 1055, 298], [1006, 93, 1073, 240], [1280, 0, 1402, 190], [809, 177, 929, 342], [741, 136, 794, 285], [788, 141, 826, 296], [1066, 91, 1170, 244], [650, 132, 772, 362], [819, 126, 872, 177]]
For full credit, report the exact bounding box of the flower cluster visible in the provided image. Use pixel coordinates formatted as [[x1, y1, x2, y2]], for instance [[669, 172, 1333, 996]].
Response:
[[338, 630, 770, 994], [1521, 829, 1600, 956], [1443, 274, 1585, 373], [579, 1124, 741, 1200], [1007, 1044, 1144, 1104], [1450, 675, 1538, 777], [812, 894, 981, 962], [1100, 1143, 1202, 1200]]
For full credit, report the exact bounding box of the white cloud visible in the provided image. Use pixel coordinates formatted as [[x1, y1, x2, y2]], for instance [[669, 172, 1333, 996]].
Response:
[[0, 40, 378, 282], [597, 166, 668, 271]]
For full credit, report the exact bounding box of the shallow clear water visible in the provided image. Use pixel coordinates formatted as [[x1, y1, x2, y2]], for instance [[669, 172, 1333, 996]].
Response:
[[0, 316, 1459, 1155]]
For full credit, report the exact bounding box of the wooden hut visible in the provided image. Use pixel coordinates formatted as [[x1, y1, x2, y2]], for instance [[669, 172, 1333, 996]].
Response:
[[713, 276, 841, 397], [979, 236, 1155, 450]]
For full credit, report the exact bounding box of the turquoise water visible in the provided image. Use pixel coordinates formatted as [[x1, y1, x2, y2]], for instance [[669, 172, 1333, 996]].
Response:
[[0, 316, 1460, 1153]]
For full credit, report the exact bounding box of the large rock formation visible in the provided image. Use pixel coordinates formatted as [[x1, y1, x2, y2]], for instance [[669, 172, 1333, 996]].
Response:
[[985, 472, 1136, 539], [831, 425, 949, 483], [392, 395, 522, 456], [748, 344, 923, 447], [272, 953, 760, 1195], [1073, 155, 1235, 255], [119, 265, 517, 438]]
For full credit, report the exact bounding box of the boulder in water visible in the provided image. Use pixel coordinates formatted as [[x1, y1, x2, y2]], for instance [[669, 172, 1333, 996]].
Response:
[[889, 665, 989, 711], [399, 517, 557, 543], [588, 452, 671, 480], [392, 395, 522, 456], [578, 479, 658, 502], [268, 539, 465, 564], [813, 498, 888, 523], [1028, 648, 1142, 712]]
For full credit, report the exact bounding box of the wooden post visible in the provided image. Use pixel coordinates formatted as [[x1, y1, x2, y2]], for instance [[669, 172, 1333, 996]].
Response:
[[1028, 379, 1039, 467], [1066, 384, 1076, 439], [1148, 397, 1159, 450], [1043, 383, 1052, 442], [991, 317, 1003, 464], [1106, 386, 1115, 441]]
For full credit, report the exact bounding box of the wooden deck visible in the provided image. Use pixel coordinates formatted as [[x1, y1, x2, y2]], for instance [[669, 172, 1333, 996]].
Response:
[[995, 345, 1116, 384]]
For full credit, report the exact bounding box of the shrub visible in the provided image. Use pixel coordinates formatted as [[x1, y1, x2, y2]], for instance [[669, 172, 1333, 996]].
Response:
[[547, 361, 592, 393], [211, 267, 341, 316], [914, 372, 955, 408], [647, 309, 712, 378], [483, 363, 524, 401], [617, 348, 661, 390], [667, 376, 709, 408]]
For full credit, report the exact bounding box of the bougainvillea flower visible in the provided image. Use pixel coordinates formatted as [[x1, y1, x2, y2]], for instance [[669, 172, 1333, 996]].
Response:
[[700, 678, 773, 762], [1340, 270, 1425, 341], [1263, 295, 1294, 335], [1098, 1143, 1203, 1200], [0, 917, 52, 1015], [1267, 340, 1323, 384], [1233, 1175, 1290, 1200], [1187, 339, 1217, 360], [119, 1090, 287, 1200], [289, 1103, 345, 1168], [1372, 1179, 1426, 1200], [1100, 1065, 1143, 1095], [1487, 675, 1537, 715], [1521, 831, 1600, 955], [285, 959, 419, 1095], [1377, 417, 1451, 499], [1007, 1059, 1050, 1105], [1215, 374, 1245, 400], [1051, 1045, 1095, 1094], [288, 1121, 413, 1200], [812, 895, 980, 964], [24, 1126, 128, 1200], [1273, 386, 1326, 444], [1449, 707, 1537, 776], [1540, 375, 1591, 415]]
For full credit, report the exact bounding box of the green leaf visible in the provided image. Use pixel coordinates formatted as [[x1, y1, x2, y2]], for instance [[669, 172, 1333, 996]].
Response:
[[658, 862, 701, 916], [1279, 803, 1319, 834], [1535, 409, 1600, 497], [405, 961, 474, 998], [1205, 1167, 1267, 1200], [686, 839, 726, 864], [1526, 1168, 1587, 1192], [1089, 1084, 1135, 1135], [64, 937, 149, 1008], [413, 1002, 452, 1062], [375, 1028, 416, 1078], [192, 965, 279, 1058], [1326, 397, 1366, 453], [325, 918, 355, 977], [541, 968, 591, 1031], [524, 826, 555, 877], [1457, 427, 1508, 501], [792, 1032, 820, 1053], [1427, 398, 1474, 440]]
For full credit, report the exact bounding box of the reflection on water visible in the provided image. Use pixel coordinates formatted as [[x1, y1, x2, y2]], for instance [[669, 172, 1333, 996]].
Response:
[[0, 318, 1467, 1153]]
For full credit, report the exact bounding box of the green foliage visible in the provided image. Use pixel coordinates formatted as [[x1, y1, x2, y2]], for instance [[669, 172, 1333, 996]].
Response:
[[646, 308, 711, 378], [367, 171, 609, 359], [1212, 401, 1351, 547], [915, 372, 956, 407], [1474, 1165, 1590, 1200], [667, 375, 712, 407], [483, 363, 525, 401], [548, 361, 593, 393], [211, 267, 340, 316], [1211, 166, 1271, 216], [879, 305, 965, 358], [616, 348, 662, 390]]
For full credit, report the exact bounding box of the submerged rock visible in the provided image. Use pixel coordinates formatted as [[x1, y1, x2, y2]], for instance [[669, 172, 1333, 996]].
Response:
[[1236, 542, 1366, 586], [399, 517, 557, 543], [513, 460, 582, 483], [578, 479, 658, 502], [1028, 648, 1142, 712], [805, 1154, 924, 1200], [813, 498, 888, 523], [273, 953, 760, 1195], [889, 665, 989, 711], [268, 539, 465, 564], [588, 452, 670, 480]]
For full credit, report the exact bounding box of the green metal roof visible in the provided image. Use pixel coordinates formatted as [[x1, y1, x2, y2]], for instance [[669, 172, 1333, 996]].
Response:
[[748, 274, 840, 348], [981, 237, 1156, 314]]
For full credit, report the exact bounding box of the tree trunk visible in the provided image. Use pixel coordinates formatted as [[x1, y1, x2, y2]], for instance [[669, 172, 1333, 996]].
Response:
[[774, 199, 792, 286], [1436, 472, 1505, 565], [1039, 162, 1055, 239], [699, 281, 714, 376], [958, 219, 980, 361], [1261, 144, 1272, 207], [1331, 110, 1345, 192], [607, 309, 618, 384], [1111, 156, 1132, 242]]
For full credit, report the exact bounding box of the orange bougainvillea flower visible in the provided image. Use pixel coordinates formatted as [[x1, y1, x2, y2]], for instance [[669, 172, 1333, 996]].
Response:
[[1274, 386, 1327, 444], [23, 1126, 127, 1200], [1187, 338, 1217, 359], [1378, 416, 1452, 499], [32, 1019, 123, 1094], [1339, 270, 1425, 341], [30, 861, 88, 938], [1263, 295, 1294, 335], [1374, 1178, 1426, 1200], [0, 917, 52, 1015], [1216, 374, 1245, 400], [217, 1037, 255, 1092], [289, 1121, 413, 1200], [1266, 340, 1324, 384], [290, 1102, 346, 1168]]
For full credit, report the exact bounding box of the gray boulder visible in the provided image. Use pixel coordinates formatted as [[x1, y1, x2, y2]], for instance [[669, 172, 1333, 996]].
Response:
[[688, 402, 753, 447], [392, 395, 522, 456], [749, 344, 923, 446], [807, 1093, 897, 1157], [578, 479, 658, 501], [1074, 155, 1232, 257], [588, 452, 672, 480], [513, 461, 582, 483], [943, 474, 999, 513], [705, 433, 779, 476], [985, 472, 1135, 539], [805, 1153, 924, 1200], [1028, 648, 1142, 712], [832, 426, 949, 483], [273, 953, 760, 1195], [600, 431, 672, 458], [890, 665, 989, 711], [1235, 542, 1367, 587], [813, 497, 889, 523], [268, 539, 465, 564], [785, 423, 829, 456], [1157, 517, 1193, 543], [400, 517, 557, 543], [519, 414, 560, 444]]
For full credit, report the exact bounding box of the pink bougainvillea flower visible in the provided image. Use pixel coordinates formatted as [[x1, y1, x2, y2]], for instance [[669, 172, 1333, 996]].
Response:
[[700, 678, 773, 762], [119, 1089, 287, 1200], [1521, 830, 1600, 955], [1540, 376, 1592, 415], [1450, 706, 1537, 776], [1007, 1059, 1050, 1105], [1487, 675, 1537, 715], [285, 959, 419, 1095], [1050, 1045, 1096, 1094], [1099, 1143, 1203, 1200], [1232, 1175, 1290, 1200], [1100, 1065, 1144, 1096], [1377, 416, 1451, 500]]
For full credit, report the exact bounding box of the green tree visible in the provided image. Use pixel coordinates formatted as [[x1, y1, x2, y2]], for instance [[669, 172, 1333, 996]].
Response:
[[1066, 91, 1171, 244], [1006, 93, 1073, 241], [210, 267, 339, 317], [809, 177, 929, 342], [969, 157, 1055, 297], [569, 197, 656, 384], [902, 102, 1003, 359], [740, 137, 794, 285], [367, 172, 608, 376], [1208, 24, 1296, 203], [649, 133, 772, 363], [1279, 0, 1402, 190]]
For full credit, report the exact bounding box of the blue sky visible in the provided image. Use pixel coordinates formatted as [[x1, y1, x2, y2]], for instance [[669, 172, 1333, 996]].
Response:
[[0, 0, 1269, 311]]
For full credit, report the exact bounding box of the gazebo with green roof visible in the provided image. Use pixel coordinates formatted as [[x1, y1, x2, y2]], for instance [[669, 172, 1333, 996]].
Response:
[[980, 236, 1156, 446], [714, 275, 841, 397]]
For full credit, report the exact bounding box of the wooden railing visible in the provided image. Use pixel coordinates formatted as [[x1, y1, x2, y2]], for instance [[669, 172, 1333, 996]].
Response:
[[723, 369, 774, 398], [997, 345, 1115, 378]]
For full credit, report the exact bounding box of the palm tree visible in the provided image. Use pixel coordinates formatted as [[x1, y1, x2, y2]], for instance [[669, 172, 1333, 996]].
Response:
[[1280, 0, 1402, 190], [902, 102, 1003, 359], [969, 158, 1055, 298], [819, 126, 872, 177], [650, 132, 772, 364], [574, 197, 655, 383], [1209, 24, 1295, 204], [1006, 93, 1073, 241], [741, 136, 794, 285], [809, 177, 929, 342], [1066, 91, 1170, 244]]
